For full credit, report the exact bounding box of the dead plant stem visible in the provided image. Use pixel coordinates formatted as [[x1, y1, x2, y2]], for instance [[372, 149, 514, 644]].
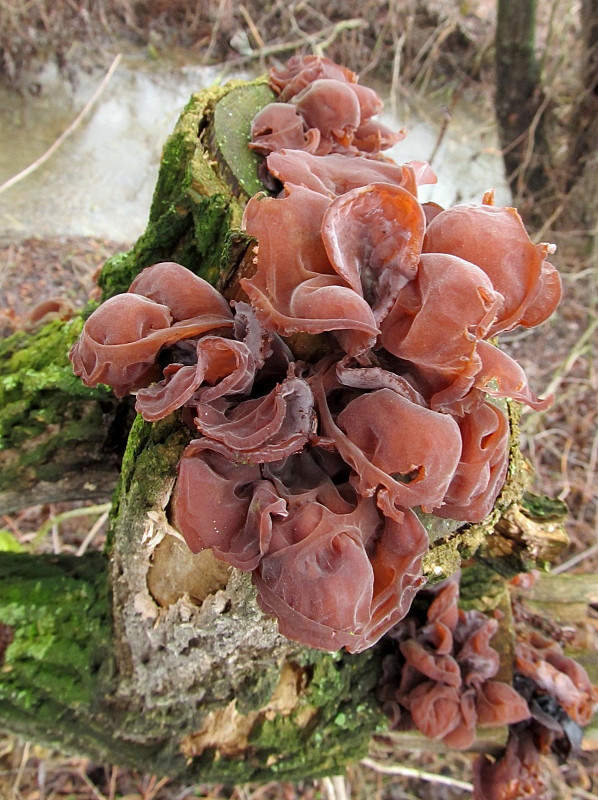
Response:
[[0, 53, 122, 197], [361, 757, 474, 792]]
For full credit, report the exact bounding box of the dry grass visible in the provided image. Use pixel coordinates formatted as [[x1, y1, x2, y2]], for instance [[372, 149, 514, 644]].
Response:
[[0, 0, 495, 88], [0, 1, 597, 799]]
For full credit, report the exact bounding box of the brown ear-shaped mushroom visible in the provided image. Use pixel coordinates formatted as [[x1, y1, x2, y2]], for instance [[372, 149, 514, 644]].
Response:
[[475, 680, 531, 726], [249, 103, 321, 156], [69, 262, 234, 397], [321, 183, 426, 324], [253, 463, 427, 653], [515, 633, 595, 726], [135, 336, 255, 422], [69, 292, 233, 397], [406, 682, 478, 749], [241, 184, 379, 356], [378, 576, 531, 749], [380, 252, 553, 414], [270, 54, 358, 101], [474, 340, 553, 411], [291, 79, 361, 152], [183, 373, 315, 465], [380, 252, 502, 377], [311, 362, 462, 516], [171, 448, 286, 570], [266, 150, 419, 199], [433, 399, 509, 523], [423, 202, 562, 335], [399, 639, 462, 688], [129, 261, 232, 322], [352, 118, 405, 154], [473, 730, 551, 800], [25, 297, 76, 329]]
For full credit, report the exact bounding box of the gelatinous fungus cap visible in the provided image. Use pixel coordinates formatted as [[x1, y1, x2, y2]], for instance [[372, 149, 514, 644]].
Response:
[[69, 53, 562, 654], [378, 577, 531, 749]]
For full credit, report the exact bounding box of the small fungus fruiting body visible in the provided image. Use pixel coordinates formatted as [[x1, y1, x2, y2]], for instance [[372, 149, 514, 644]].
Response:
[[70, 54, 562, 654], [378, 577, 531, 749]]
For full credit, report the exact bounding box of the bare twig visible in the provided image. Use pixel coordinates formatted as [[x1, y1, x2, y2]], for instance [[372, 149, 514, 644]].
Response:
[[76, 508, 110, 556], [361, 757, 474, 792], [0, 53, 122, 197], [322, 775, 351, 800], [31, 503, 112, 549], [76, 768, 108, 800], [239, 4, 266, 50], [12, 740, 31, 799], [233, 18, 366, 64], [552, 542, 598, 574], [573, 789, 598, 800]]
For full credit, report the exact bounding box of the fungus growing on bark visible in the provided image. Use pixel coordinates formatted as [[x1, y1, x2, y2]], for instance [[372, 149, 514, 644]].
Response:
[[69, 54, 563, 654], [70, 262, 233, 398], [378, 577, 530, 748], [473, 729, 552, 800], [471, 634, 595, 800]]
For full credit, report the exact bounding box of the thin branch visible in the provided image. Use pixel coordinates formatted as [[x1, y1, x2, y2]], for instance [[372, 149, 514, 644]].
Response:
[[12, 740, 31, 799], [361, 758, 474, 792], [233, 18, 366, 64], [322, 775, 351, 800], [552, 542, 598, 574], [76, 509, 110, 556], [31, 503, 112, 549], [0, 53, 122, 197]]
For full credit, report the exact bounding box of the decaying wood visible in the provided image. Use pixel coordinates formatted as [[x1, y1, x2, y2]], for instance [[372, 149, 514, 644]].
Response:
[[0, 75, 595, 782]]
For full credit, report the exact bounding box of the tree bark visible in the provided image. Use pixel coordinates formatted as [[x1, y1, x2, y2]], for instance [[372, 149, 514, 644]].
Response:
[[494, 0, 552, 208], [0, 75, 592, 781], [562, 0, 598, 228]]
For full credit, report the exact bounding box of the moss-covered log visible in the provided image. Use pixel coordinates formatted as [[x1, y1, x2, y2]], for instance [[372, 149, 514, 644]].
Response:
[[0, 75, 594, 782], [0, 317, 131, 514]]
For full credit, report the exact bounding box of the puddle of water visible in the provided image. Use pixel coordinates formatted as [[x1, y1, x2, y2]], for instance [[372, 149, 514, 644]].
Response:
[[0, 55, 509, 244], [383, 92, 511, 208], [0, 56, 252, 242]]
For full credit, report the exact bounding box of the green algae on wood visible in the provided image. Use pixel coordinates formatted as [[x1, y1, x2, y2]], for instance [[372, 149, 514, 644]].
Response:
[[211, 83, 276, 197], [0, 552, 116, 759], [180, 647, 385, 784], [0, 319, 126, 513]]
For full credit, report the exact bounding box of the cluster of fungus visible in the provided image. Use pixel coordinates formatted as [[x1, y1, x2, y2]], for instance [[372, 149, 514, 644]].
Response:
[[472, 582, 596, 799], [378, 573, 595, 798], [70, 54, 562, 654], [377, 575, 531, 749]]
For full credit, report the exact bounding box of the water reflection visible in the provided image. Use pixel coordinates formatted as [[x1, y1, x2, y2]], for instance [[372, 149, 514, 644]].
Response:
[[0, 54, 509, 243]]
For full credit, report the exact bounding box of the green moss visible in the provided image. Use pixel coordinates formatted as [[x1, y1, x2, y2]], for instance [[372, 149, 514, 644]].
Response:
[[190, 648, 385, 783], [459, 561, 509, 610], [0, 553, 169, 767], [0, 320, 119, 494], [521, 492, 568, 521], [0, 552, 111, 712], [98, 78, 269, 301], [107, 413, 190, 549]]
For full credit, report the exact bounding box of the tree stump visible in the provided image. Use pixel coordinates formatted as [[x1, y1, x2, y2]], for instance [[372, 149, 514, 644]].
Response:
[[0, 75, 593, 783]]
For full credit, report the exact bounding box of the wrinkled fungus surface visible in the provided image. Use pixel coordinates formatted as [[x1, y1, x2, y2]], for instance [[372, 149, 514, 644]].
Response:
[[70, 54, 562, 653], [378, 577, 531, 749], [468, 579, 596, 797]]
